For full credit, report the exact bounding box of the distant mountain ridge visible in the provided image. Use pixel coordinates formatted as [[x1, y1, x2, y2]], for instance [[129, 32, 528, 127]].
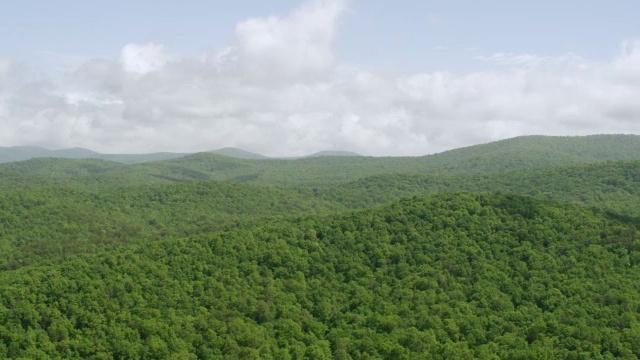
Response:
[[0, 146, 188, 165], [305, 150, 363, 158], [0, 145, 363, 164], [209, 147, 268, 159], [2, 134, 640, 166], [0, 146, 99, 163], [3, 134, 640, 190]]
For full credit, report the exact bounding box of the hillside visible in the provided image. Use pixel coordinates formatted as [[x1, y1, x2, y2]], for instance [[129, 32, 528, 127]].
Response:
[[313, 160, 640, 217], [4, 159, 640, 271], [438, 134, 640, 160], [3, 157, 640, 223], [0, 134, 637, 190], [210, 147, 269, 159], [3, 135, 640, 358], [0, 180, 343, 270], [160, 134, 640, 184], [0, 158, 130, 190], [1, 193, 639, 358], [3, 135, 640, 178]]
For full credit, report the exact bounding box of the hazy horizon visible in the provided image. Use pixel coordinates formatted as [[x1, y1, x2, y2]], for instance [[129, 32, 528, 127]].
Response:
[[3, 133, 638, 158]]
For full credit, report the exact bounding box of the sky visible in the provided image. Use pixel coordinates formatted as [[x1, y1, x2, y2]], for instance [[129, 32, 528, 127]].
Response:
[[1, 0, 639, 156]]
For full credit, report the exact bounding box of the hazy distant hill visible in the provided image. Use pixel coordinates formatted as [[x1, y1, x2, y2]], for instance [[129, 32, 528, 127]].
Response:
[[305, 150, 363, 157], [209, 148, 362, 159], [98, 152, 188, 164], [49, 147, 101, 158], [3, 134, 639, 167], [0, 145, 364, 163], [143, 134, 640, 185], [210, 147, 268, 159], [0, 146, 64, 163], [3, 134, 640, 188], [0, 146, 187, 164], [0, 146, 103, 162]]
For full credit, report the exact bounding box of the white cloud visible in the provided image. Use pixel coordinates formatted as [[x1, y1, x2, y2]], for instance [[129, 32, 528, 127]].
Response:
[[233, 0, 345, 81], [613, 39, 640, 81], [0, 57, 12, 78], [1, 1, 640, 156], [120, 43, 169, 75], [475, 52, 588, 70]]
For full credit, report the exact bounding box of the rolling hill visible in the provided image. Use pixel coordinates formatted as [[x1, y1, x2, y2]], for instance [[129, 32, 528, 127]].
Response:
[[0, 146, 187, 165], [210, 147, 269, 159], [0, 145, 362, 164], [2, 193, 640, 358], [3, 134, 640, 189], [3, 158, 640, 269], [3, 134, 640, 358], [304, 150, 363, 157], [312, 160, 640, 217], [0, 146, 98, 163]]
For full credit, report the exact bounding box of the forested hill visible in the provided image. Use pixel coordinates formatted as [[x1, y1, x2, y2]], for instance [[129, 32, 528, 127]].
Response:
[[0, 180, 345, 270], [2, 157, 640, 219], [422, 134, 640, 167], [3, 134, 640, 358], [314, 160, 640, 217], [3, 134, 640, 188], [2, 134, 640, 167], [1, 193, 640, 358], [210, 147, 268, 159]]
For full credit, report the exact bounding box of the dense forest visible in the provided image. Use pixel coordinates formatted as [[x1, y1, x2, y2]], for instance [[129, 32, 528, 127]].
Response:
[[2, 135, 640, 359]]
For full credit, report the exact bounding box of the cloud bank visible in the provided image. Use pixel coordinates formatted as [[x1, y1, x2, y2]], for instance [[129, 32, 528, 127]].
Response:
[[1, 0, 640, 156]]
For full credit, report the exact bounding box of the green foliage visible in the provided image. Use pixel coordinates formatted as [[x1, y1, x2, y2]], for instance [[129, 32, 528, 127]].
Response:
[[0, 180, 345, 270], [4, 134, 640, 189], [3, 135, 640, 358], [312, 160, 640, 217], [1, 193, 640, 358]]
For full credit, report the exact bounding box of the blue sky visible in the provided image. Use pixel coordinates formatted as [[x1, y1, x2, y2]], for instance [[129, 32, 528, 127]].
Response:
[[3, 0, 636, 71], [343, 0, 638, 71], [1, 0, 639, 155]]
